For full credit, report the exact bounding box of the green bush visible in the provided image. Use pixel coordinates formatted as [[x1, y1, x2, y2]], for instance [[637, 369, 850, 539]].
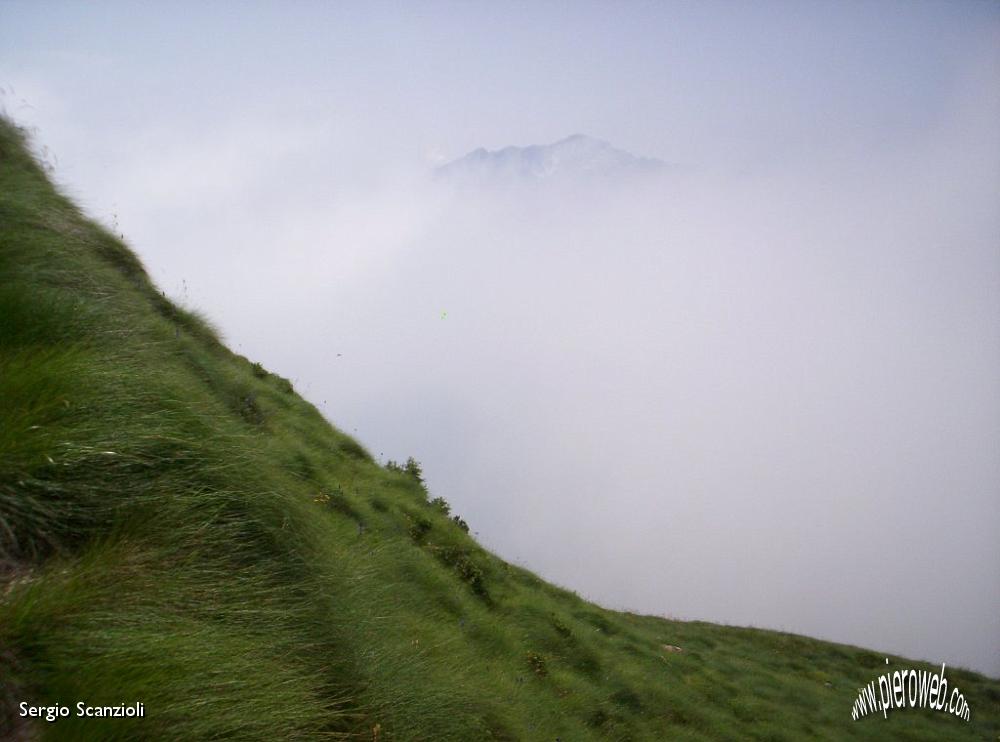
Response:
[[431, 545, 489, 600], [407, 513, 433, 543], [526, 652, 548, 678], [403, 456, 423, 484], [237, 393, 264, 425]]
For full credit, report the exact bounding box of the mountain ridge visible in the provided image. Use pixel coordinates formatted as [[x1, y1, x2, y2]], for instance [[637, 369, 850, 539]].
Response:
[[435, 134, 665, 183]]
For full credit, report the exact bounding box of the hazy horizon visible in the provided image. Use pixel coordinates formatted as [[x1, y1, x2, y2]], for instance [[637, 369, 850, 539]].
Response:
[[2, 1, 998, 676]]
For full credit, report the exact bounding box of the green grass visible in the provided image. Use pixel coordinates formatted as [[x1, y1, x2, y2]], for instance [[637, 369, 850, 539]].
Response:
[[1, 116, 997, 740]]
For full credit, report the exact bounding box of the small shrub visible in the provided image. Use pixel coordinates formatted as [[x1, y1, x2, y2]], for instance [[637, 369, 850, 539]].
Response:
[[407, 514, 433, 543], [386, 457, 427, 496], [454, 555, 486, 598], [237, 393, 264, 425], [451, 515, 469, 533], [250, 361, 267, 378], [403, 456, 423, 484], [526, 652, 548, 677], [432, 545, 489, 600], [429, 497, 450, 515]]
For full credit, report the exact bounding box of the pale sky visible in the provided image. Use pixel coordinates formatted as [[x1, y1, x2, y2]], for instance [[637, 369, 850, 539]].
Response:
[[2, 1, 998, 676]]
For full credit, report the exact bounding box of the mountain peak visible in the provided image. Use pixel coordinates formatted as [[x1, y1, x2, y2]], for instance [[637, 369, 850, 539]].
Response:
[[435, 135, 664, 183]]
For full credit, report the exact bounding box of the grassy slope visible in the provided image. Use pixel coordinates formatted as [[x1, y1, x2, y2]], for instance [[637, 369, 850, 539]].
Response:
[[0, 118, 997, 742]]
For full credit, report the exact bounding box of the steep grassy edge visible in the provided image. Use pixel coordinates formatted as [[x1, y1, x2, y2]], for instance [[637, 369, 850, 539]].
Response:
[[0, 117, 997, 741]]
